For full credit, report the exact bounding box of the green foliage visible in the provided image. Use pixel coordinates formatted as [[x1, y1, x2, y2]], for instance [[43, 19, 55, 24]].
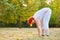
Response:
[[0, 0, 60, 27]]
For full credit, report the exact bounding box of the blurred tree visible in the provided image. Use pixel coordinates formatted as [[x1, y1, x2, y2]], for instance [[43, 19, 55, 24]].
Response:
[[0, 0, 60, 27]]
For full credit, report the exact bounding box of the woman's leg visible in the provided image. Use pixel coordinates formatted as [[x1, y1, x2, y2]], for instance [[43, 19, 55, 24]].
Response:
[[42, 10, 51, 36], [35, 17, 42, 36], [42, 29, 45, 36]]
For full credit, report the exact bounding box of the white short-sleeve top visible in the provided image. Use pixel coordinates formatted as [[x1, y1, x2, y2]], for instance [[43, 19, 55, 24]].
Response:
[[33, 7, 52, 20]]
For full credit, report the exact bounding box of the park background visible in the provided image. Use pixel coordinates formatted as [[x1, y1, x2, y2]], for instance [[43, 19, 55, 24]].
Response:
[[0, 0, 60, 40], [0, 0, 60, 28]]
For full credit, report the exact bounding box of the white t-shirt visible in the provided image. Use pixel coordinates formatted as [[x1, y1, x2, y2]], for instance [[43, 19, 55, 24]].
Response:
[[33, 8, 51, 20]]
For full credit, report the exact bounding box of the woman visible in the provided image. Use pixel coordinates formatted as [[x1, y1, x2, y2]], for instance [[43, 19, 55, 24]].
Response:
[[27, 7, 52, 36]]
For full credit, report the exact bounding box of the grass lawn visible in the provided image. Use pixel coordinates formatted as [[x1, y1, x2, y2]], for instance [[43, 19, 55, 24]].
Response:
[[0, 28, 60, 40]]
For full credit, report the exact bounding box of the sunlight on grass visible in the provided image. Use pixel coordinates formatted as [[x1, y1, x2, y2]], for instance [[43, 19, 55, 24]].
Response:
[[0, 28, 60, 40]]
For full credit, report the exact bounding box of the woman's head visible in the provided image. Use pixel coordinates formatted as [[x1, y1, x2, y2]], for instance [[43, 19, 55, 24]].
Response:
[[27, 17, 34, 26]]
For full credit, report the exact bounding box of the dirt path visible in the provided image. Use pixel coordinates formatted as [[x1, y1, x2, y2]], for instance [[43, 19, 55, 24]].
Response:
[[0, 28, 60, 40]]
